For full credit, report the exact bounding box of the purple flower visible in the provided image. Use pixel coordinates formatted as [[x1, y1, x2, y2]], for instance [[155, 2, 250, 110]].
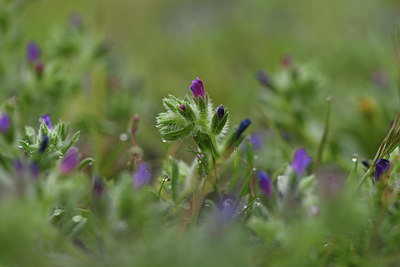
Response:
[[69, 12, 83, 28], [235, 118, 251, 140], [93, 177, 105, 196], [13, 159, 24, 174], [375, 158, 390, 182], [257, 171, 272, 197], [257, 70, 272, 88], [133, 162, 150, 188], [40, 114, 52, 129], [30, 162, 40, 178], [217, 105, 224, 120], [60, 147, 79, 175], [292, 148, 312, 177], [27, 41, 41, 63], [250, 132, 264, 151], [0, 113, 11, 133], [35, 61, 44, 77], [190, 77, 205, 101], [179, 104, 187, 112]]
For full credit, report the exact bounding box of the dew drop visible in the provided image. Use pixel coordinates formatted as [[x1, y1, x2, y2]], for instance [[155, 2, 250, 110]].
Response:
[[162, 139, 167, 143], [72, 215, 83, 223], [54, 208, 62, 216], [119, 133, 128, 142], [352, 154, 358, 163], [17, 146, 22, 149]]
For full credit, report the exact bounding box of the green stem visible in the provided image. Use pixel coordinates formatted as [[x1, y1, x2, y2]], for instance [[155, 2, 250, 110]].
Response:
[[313, 96, 332, 175], [356, 166, 374, 189]]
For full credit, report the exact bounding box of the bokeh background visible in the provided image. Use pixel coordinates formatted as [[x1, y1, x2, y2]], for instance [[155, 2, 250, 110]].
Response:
[[15, 0, 400, 174]]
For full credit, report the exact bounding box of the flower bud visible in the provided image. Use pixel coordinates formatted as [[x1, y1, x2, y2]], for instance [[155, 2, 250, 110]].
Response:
[[130, 114, 140, 136], [39, 135, 49, 153], [217, 105, 224, 120], [40, 114, 52, 129], [375, 158, 390, 182], [292, 148, 312, 177], [190, 77, 205, 101], [27, 41, 40, 63], [0, 113, 11, 133], [257, 170, 272, 197]]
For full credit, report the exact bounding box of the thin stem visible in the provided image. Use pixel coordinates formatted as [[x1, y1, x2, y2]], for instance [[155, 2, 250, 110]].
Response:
[[313, 96, 332, 175]]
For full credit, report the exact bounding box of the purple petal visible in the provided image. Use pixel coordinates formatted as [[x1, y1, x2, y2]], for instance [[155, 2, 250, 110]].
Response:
[[93, 177, 105, 196], [235, 118, 251, 140], [292, 148, 312, 177], [257, 170, 272, 197], [30, 162, 40, 178], [375, 158, 390, 182], [179, 104, 187, 112], [27, 41, 40, 63], [40, 114, 52, 129], [0, 113, 11, 132], [190, 77, 205, 101], [133, 162, 150, 188], [60, 147, 79, 175]]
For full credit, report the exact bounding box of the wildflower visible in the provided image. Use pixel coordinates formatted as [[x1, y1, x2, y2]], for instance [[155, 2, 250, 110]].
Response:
[[130, 114, 140, 136], [30, 162, 40, 178], [250, 132, 264, 151], [38, 135, 49, 153], [190, 77, 205, 101], [40, 114, 52, 129], [93, 177, 105, 196], [256, 70, 273, 89], [13, 159, 24, 174], [235, 118, 251, 140], [292, 148, 312, 177], [0, 113, 11, 133], [133, 162, 150, 188], [27, 41, 40, 63], [257, 171, 272, 197], [179, 104, 187, 112], [60, 147, 79, 174], [217, 105, 225, 120], [375, 158, 390, 182]]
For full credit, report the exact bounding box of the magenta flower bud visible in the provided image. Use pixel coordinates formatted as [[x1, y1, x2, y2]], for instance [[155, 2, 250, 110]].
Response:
[[60, 147, 79, 175], [190, 77, 205, 101], [133, 162, 150, 188], [0, 113, 11, 133], [217, 105, 224, 120], [27, 41, 40, 63], [375, 158, 390, 182], [40, 114, 52, 129], [257, 170, 272, 197], [179, 104, 187, 112], [292, 148, 312, 177]]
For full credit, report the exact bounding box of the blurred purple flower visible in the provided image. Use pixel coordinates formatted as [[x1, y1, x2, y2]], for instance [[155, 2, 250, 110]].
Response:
[[13, 159, 24, 174], [27, 41, 40, 63], [256, 70, 273, 89], [190, 77, 205, 101], [69, 12, 83, 28], [40, 114, 52, 129], [60, 147, 79, 175], [93, 177, 105, 196], [35, 61, 44, 77], [30, 162, 40, 178], [133, 162, 150, 188], [257, 170, 272, 197], [375, 158, 390, 182], [292, 148, 312, 177], [235, 118, 251, 140], [0, 113, 11, 133], [219, 195, 236, 220], [250, 132, 264, 151], [217, 105, 224, 120]]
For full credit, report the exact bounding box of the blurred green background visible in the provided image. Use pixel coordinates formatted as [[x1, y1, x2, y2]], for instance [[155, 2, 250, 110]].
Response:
[[19, 0, 400, 166]]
